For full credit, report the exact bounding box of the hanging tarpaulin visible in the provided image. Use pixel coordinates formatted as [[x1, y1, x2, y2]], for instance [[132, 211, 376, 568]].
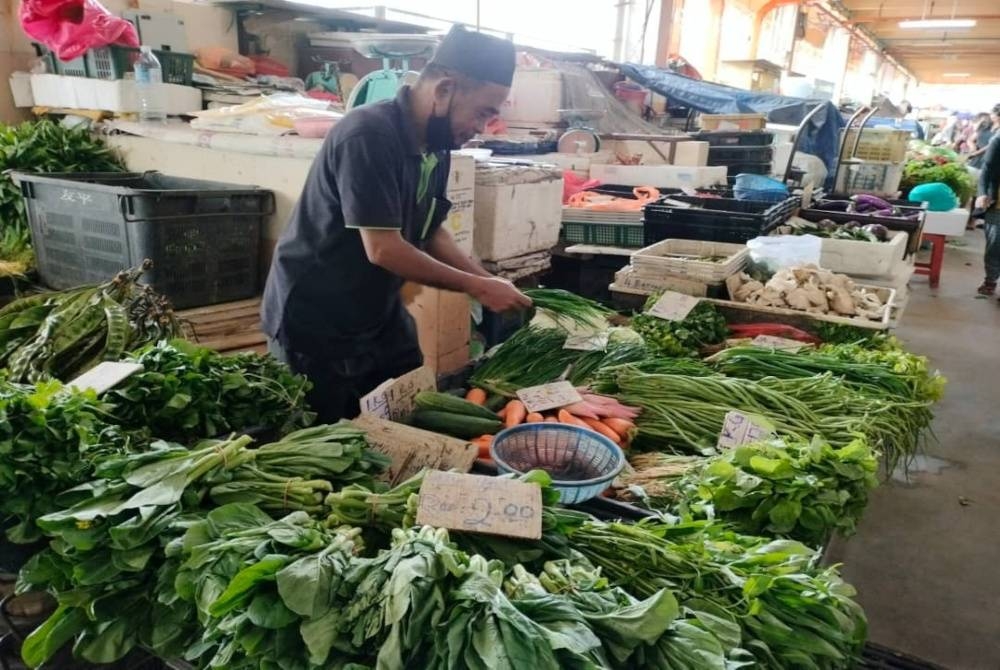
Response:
[[620, 63, 846, 180]]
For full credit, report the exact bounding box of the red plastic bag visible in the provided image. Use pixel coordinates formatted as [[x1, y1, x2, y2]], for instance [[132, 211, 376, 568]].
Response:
[[20, 0, 139, 61]]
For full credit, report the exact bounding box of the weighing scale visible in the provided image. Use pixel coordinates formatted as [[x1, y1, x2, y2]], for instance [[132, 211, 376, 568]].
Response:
[[328, 34, 439, 110]]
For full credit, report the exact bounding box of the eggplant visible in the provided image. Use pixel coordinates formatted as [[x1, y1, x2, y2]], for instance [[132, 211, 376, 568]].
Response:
[[862, 223, 890, 241], [852, 194, 893, 213]]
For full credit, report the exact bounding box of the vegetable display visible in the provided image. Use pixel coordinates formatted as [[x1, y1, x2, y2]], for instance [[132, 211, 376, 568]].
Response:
[[0, 120, 125, 274], [0, 263, 179, 383], [630, 300, 728, 357], [108, 339, 314, 440], [901, 158, 974, 203], [646, 437, 878, 546], [783, 218, 890, 242]]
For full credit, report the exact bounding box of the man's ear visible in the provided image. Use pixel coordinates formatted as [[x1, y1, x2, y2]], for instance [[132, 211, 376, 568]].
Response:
[[433, 77, 457, 104]]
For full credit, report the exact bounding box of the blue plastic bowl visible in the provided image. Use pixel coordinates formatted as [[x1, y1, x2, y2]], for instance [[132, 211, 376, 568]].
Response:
[[490, 423, 626, 504], [734, 173, 789, 203]]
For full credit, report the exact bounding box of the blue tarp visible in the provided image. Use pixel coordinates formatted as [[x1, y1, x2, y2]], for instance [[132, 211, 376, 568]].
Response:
[[621, 63, 846, 183]]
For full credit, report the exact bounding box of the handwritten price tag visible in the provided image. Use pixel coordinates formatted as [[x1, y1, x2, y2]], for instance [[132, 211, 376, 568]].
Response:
[[359, 366, 436, 420], [416, 471, 542, 540], [751, 335, 808, 352], [717, 411, 775, 450], [646, 291, 700, 322], [67, 362, 143, 395], [516, 381, 582, 414], [563, 332, 609, 352]]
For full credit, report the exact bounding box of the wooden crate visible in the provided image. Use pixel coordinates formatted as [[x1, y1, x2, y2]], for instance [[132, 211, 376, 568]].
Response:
[[177, 297, 266, 355]]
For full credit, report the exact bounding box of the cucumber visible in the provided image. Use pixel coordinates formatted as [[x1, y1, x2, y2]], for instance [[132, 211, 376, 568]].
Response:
[[410, 410, 502, 440], [414, 391, 501, 421]]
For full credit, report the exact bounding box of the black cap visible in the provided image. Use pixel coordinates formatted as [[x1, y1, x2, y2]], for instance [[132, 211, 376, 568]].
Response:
[[428, 25, 516, 87]]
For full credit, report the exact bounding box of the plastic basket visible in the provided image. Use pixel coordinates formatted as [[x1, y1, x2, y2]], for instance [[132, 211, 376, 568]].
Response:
[[707, 146, 774, 163], [562, 221, 646, 247], [86, 46, 195, 86], [631, 239, 748, 282], [490, 424, 625, 504], [691, 131, 773, 147], [841, 128, 910, 162], [15, 171, 274, 309], [643, 194, 797, 245], [33, 43, 88, 77]]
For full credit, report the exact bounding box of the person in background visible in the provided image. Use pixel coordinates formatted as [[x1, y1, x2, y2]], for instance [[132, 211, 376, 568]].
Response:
[[262, 26, 531, 422], [932, 112, 960, 146], [967, 113, 995, 172], [975, 106, 1000, 297], [954, 117, 975, 155]]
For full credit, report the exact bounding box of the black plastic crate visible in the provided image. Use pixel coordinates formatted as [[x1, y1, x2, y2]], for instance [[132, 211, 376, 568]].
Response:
[[707, 145, 774, 162], [643, 195, 797, 245], [692, 131, 774, 147], [15, 171, 274, 309]]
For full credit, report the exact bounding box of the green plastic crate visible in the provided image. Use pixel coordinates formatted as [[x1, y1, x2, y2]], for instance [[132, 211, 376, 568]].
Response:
[[562, 221, 646, 247], [33, 44, 89, 77], [87, 46, 195, 86]]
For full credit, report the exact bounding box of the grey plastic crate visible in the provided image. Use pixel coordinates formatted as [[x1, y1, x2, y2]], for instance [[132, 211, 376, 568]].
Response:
[[14, 171, 274, 309]]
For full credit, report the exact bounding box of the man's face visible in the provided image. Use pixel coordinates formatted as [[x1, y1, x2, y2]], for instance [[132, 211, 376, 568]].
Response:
[[440, 82, 510, 146], [992, 111, 1000, 127]]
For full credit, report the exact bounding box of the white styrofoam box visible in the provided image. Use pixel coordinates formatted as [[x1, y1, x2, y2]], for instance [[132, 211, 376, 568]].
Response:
[[501, 68, 563, 124], [589, 164, 727, 189], [672, 141, 709, 167], [533, 151, 614, 175], [859, 257, 915, 290], [8, 73, 34, 108], [818, 229, 908, 278], [30, 74, 201, 114], [474, 163, 563, 261], [922, 207, 968, 236]]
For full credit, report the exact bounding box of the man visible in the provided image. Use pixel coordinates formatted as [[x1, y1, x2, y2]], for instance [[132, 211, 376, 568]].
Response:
[[975, 106, 1000, 298], [262, 26, 532, 421]]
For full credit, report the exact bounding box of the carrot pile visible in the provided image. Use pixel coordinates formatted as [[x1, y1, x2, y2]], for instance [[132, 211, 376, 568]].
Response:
[[464, 388, 639, 460]]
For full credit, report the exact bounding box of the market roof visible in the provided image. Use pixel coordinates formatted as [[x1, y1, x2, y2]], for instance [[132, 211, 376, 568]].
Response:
[[840, 0, 1000, 85]]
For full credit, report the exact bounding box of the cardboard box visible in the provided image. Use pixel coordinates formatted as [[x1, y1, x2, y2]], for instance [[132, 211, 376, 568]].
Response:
[[446, 153, 475, 254], [402, 283, 470, 375]]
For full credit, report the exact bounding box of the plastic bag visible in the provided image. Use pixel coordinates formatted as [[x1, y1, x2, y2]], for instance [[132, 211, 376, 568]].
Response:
[[747, 235, 822, 273], [562, 170, 600, 204], [20, 0, 139, 61], [190, 94, 338, 136]]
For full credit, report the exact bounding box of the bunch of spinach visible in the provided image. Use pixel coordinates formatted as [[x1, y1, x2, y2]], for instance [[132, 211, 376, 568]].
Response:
[[0, 380, 130, 543], [18, 423, 388, 667], [0, 120, 124, 273], [671, 436, 879, 546], [109, 339, 314, 440]]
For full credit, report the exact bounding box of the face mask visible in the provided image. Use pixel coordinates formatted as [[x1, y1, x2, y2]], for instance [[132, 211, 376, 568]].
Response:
[[426, 97, 456, 152]]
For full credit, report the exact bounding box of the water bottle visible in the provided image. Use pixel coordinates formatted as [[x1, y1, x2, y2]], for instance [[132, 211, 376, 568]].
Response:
[[134, 46, 166, 123]]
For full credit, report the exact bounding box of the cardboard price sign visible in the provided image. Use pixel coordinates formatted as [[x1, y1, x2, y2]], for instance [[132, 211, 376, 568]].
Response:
[[350, 415, 477, 486], [67, 362, 143, 395], [516, 381, 582, 414], [415, 471, 542, 540], [563, 331, 609, 352], [359, 366, 436, 421], [646, 291, 700, 322], [751, 335, 808, 352], [717, 410, 775, 450]]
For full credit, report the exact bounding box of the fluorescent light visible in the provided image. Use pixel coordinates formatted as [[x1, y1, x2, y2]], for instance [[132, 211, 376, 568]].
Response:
[[899, 19, 977, 29], [942, 72, 971, 77]]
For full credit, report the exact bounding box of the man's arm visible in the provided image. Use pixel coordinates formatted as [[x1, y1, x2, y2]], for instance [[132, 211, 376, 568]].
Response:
[[426, 227, 490, 278], [359, 229, 531, 312]]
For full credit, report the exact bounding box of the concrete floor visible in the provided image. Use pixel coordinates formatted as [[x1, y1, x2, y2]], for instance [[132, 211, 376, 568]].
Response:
[[825, 230, 1000, 670]]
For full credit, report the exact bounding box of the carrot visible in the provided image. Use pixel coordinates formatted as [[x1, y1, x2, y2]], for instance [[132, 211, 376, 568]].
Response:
[[558, 409, 590, 429], [465, 388, 488, 405], [602, 417, 636, 439], [504, 399, 526, 428], [583, 417, 622, 444], [544, 416, 559, 423], [525, 412, 544, 423], [497, 406, 508, 420], [471, 434, 494, 459]]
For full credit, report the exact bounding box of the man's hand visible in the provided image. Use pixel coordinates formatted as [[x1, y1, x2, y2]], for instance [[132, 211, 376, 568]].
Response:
[[976, 194, 994, 210], [469, 276, 532, 312]]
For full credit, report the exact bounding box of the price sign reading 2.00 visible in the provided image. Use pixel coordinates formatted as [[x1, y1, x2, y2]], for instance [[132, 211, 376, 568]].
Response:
[[415, 471, 543, 540]]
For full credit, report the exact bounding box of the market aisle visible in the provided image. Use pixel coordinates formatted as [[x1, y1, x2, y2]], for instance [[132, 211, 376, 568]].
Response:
[[826, 231, 1000, 670]]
